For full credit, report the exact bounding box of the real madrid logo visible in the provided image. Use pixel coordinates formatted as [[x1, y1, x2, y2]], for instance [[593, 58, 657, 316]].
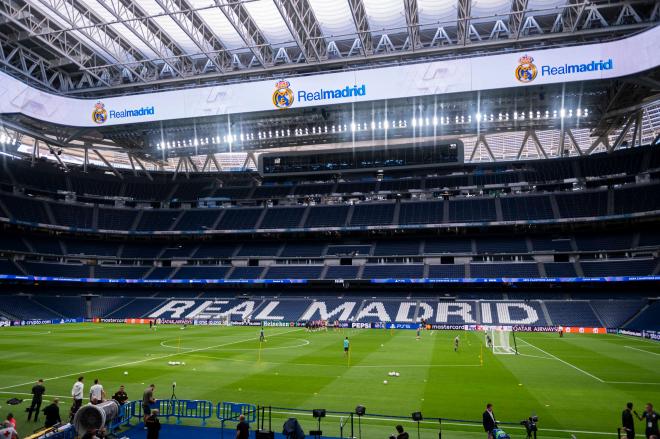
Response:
[[92, 101, 108, 124], [272, 80, 294, 109], [515, 54, 537, 83]]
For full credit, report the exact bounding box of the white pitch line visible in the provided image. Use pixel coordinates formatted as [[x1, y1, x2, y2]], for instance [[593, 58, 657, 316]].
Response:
[[159, 338, 310, 351], [517, 353, 554, 360], [189, 353, 481, 368], [269, 409, 619, 436], [0, 328, 301, 391], [517, 337, 604, 383], [613, 333, 659, 344], [604, 381, 660, 385], [0, 390, 73, 400], [625, 345, 660, 356]]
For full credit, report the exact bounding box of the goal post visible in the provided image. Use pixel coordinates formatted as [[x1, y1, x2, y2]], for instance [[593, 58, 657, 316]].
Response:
[[487, 327, 518, 355]]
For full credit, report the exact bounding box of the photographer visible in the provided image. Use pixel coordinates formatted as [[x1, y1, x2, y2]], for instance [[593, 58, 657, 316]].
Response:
[[483, 404, 497, 439], [392, 425, 409, 439], [43, 399, 61, 428]]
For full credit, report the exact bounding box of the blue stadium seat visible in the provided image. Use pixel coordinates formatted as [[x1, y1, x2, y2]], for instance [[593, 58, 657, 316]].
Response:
[[305, 205, 349, 227], [350, 203, 395, 226], [228, 266, 264, 279], [544, 301, 601, 326], [469, 263, 539, 278], [428, 264, 465, 278], [362, 264, 424, 279], [265, 265, 323, 279], [500, 195, 554, 221], [448, 198, 497, 222], [259, 207, 305, 229], [216, 208, 262, 230], [398, 201, 443, 225], [173, 266, 230, 279], [324, 265, 360, 279]]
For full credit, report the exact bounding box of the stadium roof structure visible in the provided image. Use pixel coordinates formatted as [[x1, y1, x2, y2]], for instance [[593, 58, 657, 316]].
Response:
[[0, 0, 659, 172], [0, 0, 657, 95]]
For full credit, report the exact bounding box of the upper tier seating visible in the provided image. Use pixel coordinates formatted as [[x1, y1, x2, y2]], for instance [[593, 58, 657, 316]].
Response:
[[500, 195, 555, 221], [265, 265, 324, 279], [305, 205, 349, 228], [324, 265, 360, 279], [399, 201, 444, 225], [362, 264, 424, 279], [350, 203, 395, 226], [579, 259, 658, 277], [469, 263, 539, 277], [260, 207, 305, 229], [448, 198, 497, 222], [555, 191, 608, 218]]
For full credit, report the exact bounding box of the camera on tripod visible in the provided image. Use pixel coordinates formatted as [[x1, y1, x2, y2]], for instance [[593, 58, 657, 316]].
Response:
[[520, 415, 538, 439]]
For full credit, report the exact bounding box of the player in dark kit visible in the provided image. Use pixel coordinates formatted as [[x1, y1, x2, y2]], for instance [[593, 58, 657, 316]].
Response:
[[635, 403, 659, 439]]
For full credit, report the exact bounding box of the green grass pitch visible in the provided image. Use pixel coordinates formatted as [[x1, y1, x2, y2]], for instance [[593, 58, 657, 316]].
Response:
[[0, 324, 658, 438]]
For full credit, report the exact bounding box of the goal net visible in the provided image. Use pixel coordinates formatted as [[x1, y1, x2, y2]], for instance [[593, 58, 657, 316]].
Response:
[[487, 328, 517, 355]]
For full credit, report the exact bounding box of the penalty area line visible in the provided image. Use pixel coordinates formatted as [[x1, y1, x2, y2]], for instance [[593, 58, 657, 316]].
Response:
[[516, 337, 604, 383], [0, 328, 301, 391], [624, 345, 660, 356]]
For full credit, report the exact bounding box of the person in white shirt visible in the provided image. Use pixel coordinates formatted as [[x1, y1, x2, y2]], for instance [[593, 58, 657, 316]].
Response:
[[89, 379, 105, 405], [70, 376, 84, 421]]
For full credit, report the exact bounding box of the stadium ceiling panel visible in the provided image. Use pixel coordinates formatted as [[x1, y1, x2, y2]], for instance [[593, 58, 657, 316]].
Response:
[[0, 0, 656, 95]]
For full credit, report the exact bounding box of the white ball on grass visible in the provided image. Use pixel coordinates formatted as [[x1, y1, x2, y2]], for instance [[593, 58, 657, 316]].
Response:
[[383, 380, 388, 384], [124, 371, 128, 375]]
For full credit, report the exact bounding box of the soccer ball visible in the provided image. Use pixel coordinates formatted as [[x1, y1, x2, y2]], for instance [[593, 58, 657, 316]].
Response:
[[123, 371, 128, 375], [383, 380, 388, 384]]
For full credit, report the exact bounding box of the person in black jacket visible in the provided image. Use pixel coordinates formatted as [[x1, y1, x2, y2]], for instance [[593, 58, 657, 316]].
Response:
[[27, 379, 45, 422], [112, 385, 128, 405], [622, 402, 636, 439], [145, 409, 161, 439], [394, 425, 409, 439], [482, 403, 497, 439], [43, 398, 61, 428]]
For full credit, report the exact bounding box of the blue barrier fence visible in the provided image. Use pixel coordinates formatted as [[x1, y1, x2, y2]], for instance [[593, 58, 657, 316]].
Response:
[[107, 400, 135, 432], [217, 402, 257, 423], [175, 400, 214, 426]]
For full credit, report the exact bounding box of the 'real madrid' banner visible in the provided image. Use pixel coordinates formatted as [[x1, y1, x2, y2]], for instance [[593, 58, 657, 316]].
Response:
[[0, 26, 658, 128]]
